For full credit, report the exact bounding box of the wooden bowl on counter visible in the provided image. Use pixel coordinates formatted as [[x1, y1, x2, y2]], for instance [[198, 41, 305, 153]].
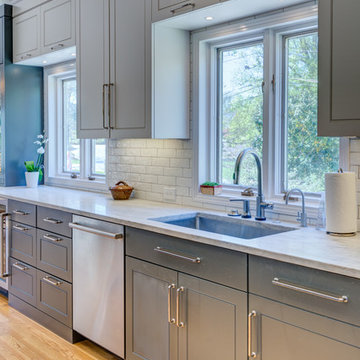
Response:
[[109, 181, 134, 200]]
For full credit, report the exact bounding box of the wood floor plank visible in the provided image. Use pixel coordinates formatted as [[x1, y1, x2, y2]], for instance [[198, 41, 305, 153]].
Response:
[[0, 294, 121, 360]]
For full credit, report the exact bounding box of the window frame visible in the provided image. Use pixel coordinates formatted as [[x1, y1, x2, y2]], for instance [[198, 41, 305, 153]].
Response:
[[192, 3, 349, 207], [44, 62, 108, 191]]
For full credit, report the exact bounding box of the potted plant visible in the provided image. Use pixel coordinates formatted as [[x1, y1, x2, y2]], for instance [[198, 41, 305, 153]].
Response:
[[200, 182, 223, 196], [24, 134, 49, 188]]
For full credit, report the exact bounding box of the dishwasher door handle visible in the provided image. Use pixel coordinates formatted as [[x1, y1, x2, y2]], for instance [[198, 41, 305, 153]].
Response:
[[69, 222, 123, 239]]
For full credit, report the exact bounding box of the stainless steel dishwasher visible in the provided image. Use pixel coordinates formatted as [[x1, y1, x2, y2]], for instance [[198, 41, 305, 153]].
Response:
[[70, 215, 124, 358]]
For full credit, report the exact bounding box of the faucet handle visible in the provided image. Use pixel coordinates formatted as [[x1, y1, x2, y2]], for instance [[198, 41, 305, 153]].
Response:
[[261, 202, 274, 210], [229, 199, 251, 218]]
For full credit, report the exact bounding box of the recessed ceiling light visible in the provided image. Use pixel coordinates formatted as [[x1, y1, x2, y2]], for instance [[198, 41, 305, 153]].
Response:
[[42, 60, 47, 64], [71, 53, 76, 57], [205, 16, 214, 21]]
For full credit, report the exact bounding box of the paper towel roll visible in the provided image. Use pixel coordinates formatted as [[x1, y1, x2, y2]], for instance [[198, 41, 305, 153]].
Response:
[[325, 172, 357, 234]]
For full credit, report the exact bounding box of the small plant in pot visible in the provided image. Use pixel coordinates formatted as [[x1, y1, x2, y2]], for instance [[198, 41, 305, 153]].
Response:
[[24, 134, 49, 188]]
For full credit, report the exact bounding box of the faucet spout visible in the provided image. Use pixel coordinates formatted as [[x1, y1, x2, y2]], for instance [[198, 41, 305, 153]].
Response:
[[233, 148, 272, 221], [285, 188, 307, 227], [233, 148, 263, 198]]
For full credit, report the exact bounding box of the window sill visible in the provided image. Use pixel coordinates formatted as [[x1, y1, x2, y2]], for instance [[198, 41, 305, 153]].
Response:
[[45, 176, 108, 193]]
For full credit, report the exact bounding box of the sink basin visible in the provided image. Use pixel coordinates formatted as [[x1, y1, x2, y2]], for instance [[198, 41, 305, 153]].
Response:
[[151, 212, 296, 240]]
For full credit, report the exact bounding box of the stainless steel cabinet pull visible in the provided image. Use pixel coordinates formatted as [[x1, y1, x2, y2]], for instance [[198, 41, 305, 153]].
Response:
[[1, 213, 10, 278], [43, 217, 63, 225], [13, 224, 29, 232], [13, 210, 29, 216], [43, 276, 62, 286], [50, 43, 64, 51], [154, 246, 201, 264], [248, 311, 257, 359], [170, 2, 195, 14], [168, 284, 176, 325], [108, 83, 114, 129], [69, 222, 123, 239], [43, 234, 62, 242], [102, 84, 109, 129], [176, 287, 185, 328], [13, 263, 28, 272], [272, 278, 348, 303]]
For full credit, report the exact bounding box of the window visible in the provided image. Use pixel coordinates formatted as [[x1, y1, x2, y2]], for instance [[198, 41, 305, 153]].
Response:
[[194, 4, 344, 201], [45, 63, 106, 189], [282, 32, 339, 193]]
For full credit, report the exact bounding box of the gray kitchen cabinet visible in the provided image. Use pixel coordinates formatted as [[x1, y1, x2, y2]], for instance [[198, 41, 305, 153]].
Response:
[[178, 272, 247, 360], [77, 0, 189, 139], [126, 257, 247, 360], [152, 0, 220, 22], [318, 0, 360, 136], [77, 0, 151, 139], [126, 256, 178, 360], [13, 7, 41, 62], [40, 0, 75, 54], [249, 294, 360, 360]]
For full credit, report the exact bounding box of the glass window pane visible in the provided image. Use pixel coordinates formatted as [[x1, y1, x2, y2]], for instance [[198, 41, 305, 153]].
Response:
[[63, 78, 79, 173], [219, 42, 264, 186], [92, 139, 106, 176], [285, 33, 339, 193]]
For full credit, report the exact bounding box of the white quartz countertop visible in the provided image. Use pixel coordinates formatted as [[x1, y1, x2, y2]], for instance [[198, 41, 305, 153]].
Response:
[[0, 186, 360, 279]]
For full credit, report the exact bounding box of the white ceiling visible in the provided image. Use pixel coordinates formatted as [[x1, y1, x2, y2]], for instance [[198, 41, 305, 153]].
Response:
[[158, 0, 312, 30]]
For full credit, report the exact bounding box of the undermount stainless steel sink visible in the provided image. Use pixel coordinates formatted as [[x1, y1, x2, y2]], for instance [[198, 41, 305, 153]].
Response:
[[151, 212, 296, 240]]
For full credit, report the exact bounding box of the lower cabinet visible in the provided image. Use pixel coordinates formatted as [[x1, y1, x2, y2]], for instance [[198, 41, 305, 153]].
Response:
[[126, 256, 247, 360], [249, 294, 360, 360]]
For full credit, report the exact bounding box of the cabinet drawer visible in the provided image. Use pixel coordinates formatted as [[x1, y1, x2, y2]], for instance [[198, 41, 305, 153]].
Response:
[[10, 221, 37, 267], [126, 227, 247, 291], [37, 207, 72, 237], [37, 230, 72, 282], [8, 200, 36, 227], [37, 270, 72, 327], [249, 256, 360, 326], [9, 258, 37, 306]]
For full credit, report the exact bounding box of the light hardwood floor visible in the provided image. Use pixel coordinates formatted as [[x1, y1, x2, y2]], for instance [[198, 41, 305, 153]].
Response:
[[0, 294, 120, 360]]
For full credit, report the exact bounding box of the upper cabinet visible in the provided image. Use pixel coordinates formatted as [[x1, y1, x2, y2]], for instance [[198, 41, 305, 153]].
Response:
[[152, 0, 221, 22], [13, 0, 75, 64], [77, 0, 189, 140], [40, 0, 75, 53], [13, 7, 41, 62], [318, 0, 360, 136]]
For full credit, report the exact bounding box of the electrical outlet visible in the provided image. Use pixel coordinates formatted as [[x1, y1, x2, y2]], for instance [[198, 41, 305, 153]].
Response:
[[164, 187, 176, 202]]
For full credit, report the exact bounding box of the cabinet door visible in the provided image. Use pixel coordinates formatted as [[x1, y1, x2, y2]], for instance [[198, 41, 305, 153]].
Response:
[[249, 294, 360, 360], [13, 7, 41, 63], [126, 257, 178, 360], [109, 0, 151, 139], [178, 273, 247, 360], [76, 0, 110, 139], [40, 0, 75, 54], [318, 0, 360, 136], [152, 0, 220, 22]]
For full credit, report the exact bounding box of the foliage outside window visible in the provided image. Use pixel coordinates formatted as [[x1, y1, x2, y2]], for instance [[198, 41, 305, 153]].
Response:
[[216, 28, 339, 194]]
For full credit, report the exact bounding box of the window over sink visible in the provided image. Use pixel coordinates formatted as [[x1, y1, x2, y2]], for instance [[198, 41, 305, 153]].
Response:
[[45, 62, 107, 190], [194, 3, 346, 200]]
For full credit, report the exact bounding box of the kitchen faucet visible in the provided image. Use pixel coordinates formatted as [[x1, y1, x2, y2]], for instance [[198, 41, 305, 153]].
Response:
[[233, 148, 273, 221], [285, 188, 308, 227]]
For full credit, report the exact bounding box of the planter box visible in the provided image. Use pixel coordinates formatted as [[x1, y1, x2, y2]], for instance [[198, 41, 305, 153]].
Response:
[[200, 185, 222, 196]]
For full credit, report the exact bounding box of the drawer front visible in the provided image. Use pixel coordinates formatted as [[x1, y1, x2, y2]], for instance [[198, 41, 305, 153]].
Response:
[[37, 206, 72, 237], [249, 255, 360, 326], [10, 221, 37, 267], [37, 230, 72, 282], [9, 257, 36, 306], [37, 270, 72, 327], [8, 200, 36, 227], [126, 227, 247, 291]]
